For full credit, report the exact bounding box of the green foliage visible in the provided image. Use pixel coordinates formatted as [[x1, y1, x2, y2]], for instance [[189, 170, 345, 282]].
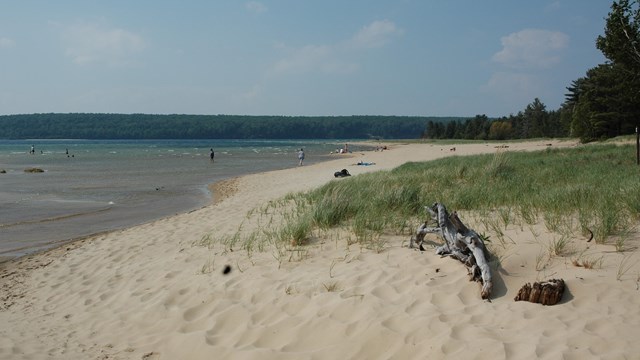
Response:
[[488, 121, 513, 140], [0, 113, 452, 140], [566, 64, 640, 142], [423, 100, 570, 141], [596, 0, 640, 71], [560, 1, 640, 144], [522, 98, 548, 138]]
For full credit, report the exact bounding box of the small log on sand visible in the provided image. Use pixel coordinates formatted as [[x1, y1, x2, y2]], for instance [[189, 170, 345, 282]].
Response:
[[410, 202, 493, 300], [514, 279, 565, 305]]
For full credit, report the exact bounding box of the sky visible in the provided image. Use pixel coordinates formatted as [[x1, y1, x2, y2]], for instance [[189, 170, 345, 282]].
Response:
[[0, 1, 613, 117]]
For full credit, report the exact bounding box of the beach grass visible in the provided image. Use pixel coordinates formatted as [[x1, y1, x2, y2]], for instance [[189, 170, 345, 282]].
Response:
[[220, 142, 640, 256]]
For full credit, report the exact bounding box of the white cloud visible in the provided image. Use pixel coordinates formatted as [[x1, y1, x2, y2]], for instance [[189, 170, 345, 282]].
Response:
[[248, 18, 400, 110], [351, 19, 403, 49], [481, 71, 542, 108], [545, 1, 562, 12], [267, 20, 400, 77], [57, 21, 145, 66], [483, 72, 536, 93], [492, 29, 569, 69], [0, 37, 15, 49], [270, 44, 331, 75], [269, 44, 360, 76], [245, 1, 267, 14]]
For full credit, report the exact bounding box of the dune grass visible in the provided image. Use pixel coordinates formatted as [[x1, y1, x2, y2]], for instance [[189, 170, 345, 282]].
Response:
[[306, 144, 638, 241], [216, 142, 640, 257]]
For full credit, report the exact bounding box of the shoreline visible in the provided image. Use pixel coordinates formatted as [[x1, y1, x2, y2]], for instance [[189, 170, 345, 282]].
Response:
[[0, 142, 350, 261], [0, 143, 362, 263], [3, 139, 640, 360]]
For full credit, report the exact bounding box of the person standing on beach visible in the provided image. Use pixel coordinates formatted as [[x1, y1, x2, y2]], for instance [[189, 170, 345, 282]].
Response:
[[30, 145, 35, 154], [210, 148, 215, 162], [298, 148, 305, 166]]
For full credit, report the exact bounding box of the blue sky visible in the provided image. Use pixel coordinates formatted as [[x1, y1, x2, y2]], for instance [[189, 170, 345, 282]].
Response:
[[0, 1, 612, 117]]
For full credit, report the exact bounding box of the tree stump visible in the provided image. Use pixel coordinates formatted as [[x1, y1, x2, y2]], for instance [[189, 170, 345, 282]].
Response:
[[514, 279, 565, 305], [410, 202, 493, 300]]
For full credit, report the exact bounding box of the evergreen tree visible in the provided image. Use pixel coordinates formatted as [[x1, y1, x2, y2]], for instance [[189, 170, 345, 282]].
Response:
[[597, 0, 640, 72], [567, 63, 640, 141], [523, 98, 547, 138]]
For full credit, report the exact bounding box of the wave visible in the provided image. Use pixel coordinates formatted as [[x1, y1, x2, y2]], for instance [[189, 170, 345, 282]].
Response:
[[0, 207, 112, 229]]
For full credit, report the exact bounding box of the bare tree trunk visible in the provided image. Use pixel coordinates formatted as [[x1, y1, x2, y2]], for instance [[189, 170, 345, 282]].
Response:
[[410, 203, 493, 300]]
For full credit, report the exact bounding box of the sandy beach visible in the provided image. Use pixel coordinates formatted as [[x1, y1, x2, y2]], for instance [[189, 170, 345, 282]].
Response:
[[1, 139, 639, 360]]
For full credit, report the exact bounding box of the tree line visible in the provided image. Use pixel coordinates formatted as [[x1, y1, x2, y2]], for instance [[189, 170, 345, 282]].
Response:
[[424, 98, 568, 140], [0, 113, 465, 140], [425, 0, 640, 143]]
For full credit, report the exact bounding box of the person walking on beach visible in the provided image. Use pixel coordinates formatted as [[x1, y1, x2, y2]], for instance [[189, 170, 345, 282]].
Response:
[[210, 148, 215, 162], [30, 145, 35, 154], [298, 148, 305, 166]]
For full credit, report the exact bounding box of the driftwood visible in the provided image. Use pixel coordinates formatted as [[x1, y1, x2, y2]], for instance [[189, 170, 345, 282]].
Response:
[[514, 279, 565, 305], [410, 203, 493, 300]]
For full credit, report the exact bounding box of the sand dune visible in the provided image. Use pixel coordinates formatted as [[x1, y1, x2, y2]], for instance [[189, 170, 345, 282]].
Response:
[[1, 139, 639, 360]]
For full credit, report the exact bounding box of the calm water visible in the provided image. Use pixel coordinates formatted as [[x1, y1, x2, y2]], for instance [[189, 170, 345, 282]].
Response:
[[0, 139, 361, 260]]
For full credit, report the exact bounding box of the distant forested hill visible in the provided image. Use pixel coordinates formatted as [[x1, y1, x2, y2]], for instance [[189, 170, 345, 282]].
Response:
[[0, 113, 465, 139]]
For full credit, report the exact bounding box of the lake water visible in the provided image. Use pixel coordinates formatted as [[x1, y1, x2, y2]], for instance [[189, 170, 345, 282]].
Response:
[[0, 139, 362, 260]]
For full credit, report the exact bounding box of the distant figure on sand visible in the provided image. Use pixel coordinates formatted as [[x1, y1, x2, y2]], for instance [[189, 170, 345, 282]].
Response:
[[30, 145, 35, 154], [298, 148, 305, 166], [210, 148, 215, 162]]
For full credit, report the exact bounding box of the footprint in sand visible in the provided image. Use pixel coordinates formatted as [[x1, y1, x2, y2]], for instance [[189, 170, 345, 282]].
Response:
[[142, 352, 160, 360]]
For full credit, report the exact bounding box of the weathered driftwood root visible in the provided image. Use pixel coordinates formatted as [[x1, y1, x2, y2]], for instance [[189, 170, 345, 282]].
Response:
[[514, 279, 565, 305], [410, 202, 493, 300], [410, 221, 429, 251]]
